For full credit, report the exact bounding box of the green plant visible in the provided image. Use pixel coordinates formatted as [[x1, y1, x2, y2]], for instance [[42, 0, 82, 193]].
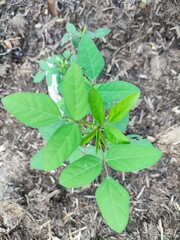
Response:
[[33, 22, 111, 88], [1, 34, 162, 234], [61, 22, 111, 47]]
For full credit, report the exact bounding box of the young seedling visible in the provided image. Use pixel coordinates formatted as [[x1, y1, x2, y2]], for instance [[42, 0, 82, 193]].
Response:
[[61, 22, 111, 48], [33, 23, 111, 90], [2, 35, 162, 233]]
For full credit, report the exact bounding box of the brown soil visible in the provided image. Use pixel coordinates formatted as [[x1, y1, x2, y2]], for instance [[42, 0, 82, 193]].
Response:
[[0, 0, 179, 239]]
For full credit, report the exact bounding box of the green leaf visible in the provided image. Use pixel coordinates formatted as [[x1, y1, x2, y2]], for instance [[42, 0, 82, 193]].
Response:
[[56, 98, 64, 109], [57, 82, 63, 95], [106, 144, 162, 172], [78, 35, 105, 81], [33, 72, 45, 83], [2, 93, 61, 128], [39, 60, 49, 71], [59, 104, 69, 116], [93, 28, 111, 38], [89, 87, 105, 124], [69, 54, 77, 64], [41, 123, 81, 171], [107, 114, 129, 132], [95, 81, 140, 104], [63, 62, 89, 121], [104, 125, 130, 144], [46, 72, 52, 86], [49, 67, 60, 75], [56, 74, 61, 85], [68, 146, 103, 163], [81, 130, 96, 145], [108, 92, 140, 122], [96, 177, 130, 233], [48, 68, 61, 85], [48, 54, 63, 64], [73, 36, 80, 48], [61, 33, 70, 46], [63, 50, 71, 59], [68, 147, 84, 163], [39, 119, 66, 141], [86, 31, 95, 38], [99, 131, 107, 147], [84, 80, 91, 92], [59, 155, 102, 188], [66, 23, 76, 34], [30, 148, 45, 170], [85, 146, 103, 157]]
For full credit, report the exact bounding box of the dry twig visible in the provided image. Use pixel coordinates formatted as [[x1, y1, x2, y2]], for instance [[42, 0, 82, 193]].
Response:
[[47, 0, 58, 17]]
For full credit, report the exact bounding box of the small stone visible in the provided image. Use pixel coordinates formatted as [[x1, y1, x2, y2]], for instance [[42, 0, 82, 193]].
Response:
[[35, 23, 42, 29]]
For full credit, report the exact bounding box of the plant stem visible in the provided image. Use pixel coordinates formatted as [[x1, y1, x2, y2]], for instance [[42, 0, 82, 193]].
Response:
[[63, 116, 74, 122], [78, 121, 97, 129], [103, 159, 109, 177], [99, 141, 109, 177], [63, 117, 99, 131], [47, 0, 57, 17]]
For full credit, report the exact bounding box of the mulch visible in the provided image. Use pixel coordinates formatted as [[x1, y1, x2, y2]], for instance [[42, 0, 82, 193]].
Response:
[[0, 0, 179, 239]]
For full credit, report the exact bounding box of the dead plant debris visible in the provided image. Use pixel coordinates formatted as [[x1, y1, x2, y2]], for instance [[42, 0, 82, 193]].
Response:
[[0, 0, 179, 239]]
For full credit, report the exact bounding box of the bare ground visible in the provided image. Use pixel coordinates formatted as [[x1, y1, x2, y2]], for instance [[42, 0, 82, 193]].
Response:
[[0, 0, 179, 239]]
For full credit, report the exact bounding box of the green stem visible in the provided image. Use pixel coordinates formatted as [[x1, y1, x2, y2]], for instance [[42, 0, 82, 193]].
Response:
[[63, 116, 74, 122], [78, 121, 98, 129]]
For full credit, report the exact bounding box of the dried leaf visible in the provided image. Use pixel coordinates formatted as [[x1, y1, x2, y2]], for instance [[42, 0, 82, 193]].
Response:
[[3, 40, 12, 49], [9, 14, 26, 37]]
